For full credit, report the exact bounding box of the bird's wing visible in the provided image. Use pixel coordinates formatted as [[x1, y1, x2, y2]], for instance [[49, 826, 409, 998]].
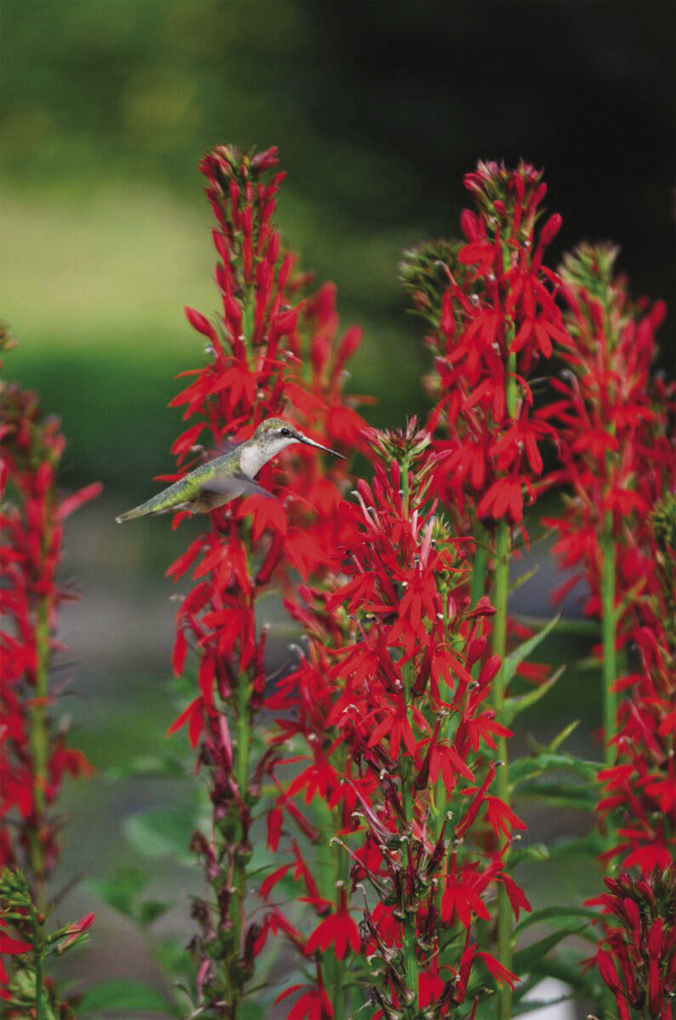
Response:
[[192, 435, 242, 463], [199, 470, 274, 501], [212, 436, 242, 456]]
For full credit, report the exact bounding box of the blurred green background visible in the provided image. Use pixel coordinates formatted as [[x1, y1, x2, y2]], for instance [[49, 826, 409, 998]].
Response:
[[2, 0, 674, 495], [1, 1, 674, 1014]]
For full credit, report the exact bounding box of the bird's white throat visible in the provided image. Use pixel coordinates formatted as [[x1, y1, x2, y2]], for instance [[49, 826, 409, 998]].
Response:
[[238, 441, 268, 478]]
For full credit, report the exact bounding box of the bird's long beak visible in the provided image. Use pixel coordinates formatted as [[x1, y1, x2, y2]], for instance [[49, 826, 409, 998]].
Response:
[[299, 433, 345, 459]]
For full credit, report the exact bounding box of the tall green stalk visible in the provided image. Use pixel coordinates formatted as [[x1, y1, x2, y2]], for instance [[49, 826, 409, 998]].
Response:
[[227, 670, 253, 1016], [400, 455, 420, 1014], [28, 579, 51, 909], [599, 514, 619, 865], [30, 906, 47, 1020], [600, 516, 617, 767], [400, 769, 420, 1016], [470, 520, 489, 610], [492, 350, 517, 1020], [492, 517, 513, 1020], [470, 520, 490, 688]]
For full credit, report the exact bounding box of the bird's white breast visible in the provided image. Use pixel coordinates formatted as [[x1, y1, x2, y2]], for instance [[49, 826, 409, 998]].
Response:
[[239, 443, 268, 478]]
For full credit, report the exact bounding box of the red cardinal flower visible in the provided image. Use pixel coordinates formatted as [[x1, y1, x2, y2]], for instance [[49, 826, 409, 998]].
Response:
[[305, 890, 361, 960], [0, 376, 100, 883], [269, 423, 528, 1016], [401, 160, 564, 530], [163, 145, 370, 1015]]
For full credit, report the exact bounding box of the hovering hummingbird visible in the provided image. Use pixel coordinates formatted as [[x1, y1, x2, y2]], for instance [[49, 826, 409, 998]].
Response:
[[115, 417, 343, 523]]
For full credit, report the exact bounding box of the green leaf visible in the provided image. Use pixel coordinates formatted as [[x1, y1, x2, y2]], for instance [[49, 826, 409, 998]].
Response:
[[153, 937, 194, 986], [509, 565, 539, 594], [502, 614, 560, 686], [240, 1001, 266, 1020], [504, 666, 564, 721], [514, 779, 597, 810], [509, 752, 598, 790], [139, 899, 171, 925], [509, 842, 550, 867], [526, 719, 582, 755], [515, 905, 599, 936], [87, 867, 147, 917], [124, 803, 198, 862], [547, 719, 581, 753], [520, 615, 598, 636], [614, 577, 645, 624], [543, 832, 605, 860], [106, 754, 187, 780], [513, 925, 586, 974], [577, 655, 602, 672], [79, 979, 174, 1014], [511, 833, 602, 868]]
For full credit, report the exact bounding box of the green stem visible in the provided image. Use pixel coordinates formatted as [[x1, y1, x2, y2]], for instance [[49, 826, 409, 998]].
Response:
[[228, 670, 253, 1016], [470, 520, 489, 611], [400, 458, 419, 1014], [470, 520, 490, 685], [599, 514, 618, 864], [492, 347, 517, 1020], [600, 517, 617, 767], [28, 595, 50, 907], [30, 906, 46, 1020], [492, 518, 513, 1020], [400, 773, 419, 1016], [235, 672, 252, 803]]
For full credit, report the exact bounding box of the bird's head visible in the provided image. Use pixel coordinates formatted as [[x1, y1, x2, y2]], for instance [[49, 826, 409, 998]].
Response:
[[252, 418, 343, 459]]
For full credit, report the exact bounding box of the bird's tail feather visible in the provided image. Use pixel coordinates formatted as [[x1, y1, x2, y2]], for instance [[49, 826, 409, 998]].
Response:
[[115, 505, 147, 523], [115, 501, 177, 523]]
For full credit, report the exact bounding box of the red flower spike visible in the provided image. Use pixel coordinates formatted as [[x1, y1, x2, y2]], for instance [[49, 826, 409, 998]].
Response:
[[587, 867, 676, 1018], [1, 375, 98, 882], [549, 245, 674, 1006], [402, 161, 566, 538], [547, 245, 675, 894], [270, 421, 528, 1016], [163, 145, 370, 1015]]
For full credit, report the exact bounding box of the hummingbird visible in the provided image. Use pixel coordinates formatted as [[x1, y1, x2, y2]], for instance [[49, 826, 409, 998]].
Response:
[[115, 417, 343, 523]]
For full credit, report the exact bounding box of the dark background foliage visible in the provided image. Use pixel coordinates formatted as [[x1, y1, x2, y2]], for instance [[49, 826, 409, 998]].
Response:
[[1, 0, 674, 493]]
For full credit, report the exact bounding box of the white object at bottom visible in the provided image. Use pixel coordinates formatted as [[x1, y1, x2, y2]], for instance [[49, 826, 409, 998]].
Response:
[[522, 977, 576, 1019]]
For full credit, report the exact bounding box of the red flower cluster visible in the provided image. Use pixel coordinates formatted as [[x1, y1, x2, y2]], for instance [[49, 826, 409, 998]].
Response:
[[544, 244, 675, 870], [0, 375, 100, 887], [543, 244, 675, 1010], [596, 493, 676, 875], [262, 424, 528, 1017], [401, 160, 567, 529], [163, 145, 368, 1012], [545, 244, 672, 617], [586, 865, 676, 1020]]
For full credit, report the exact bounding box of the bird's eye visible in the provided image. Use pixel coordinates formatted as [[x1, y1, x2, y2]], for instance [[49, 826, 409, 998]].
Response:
[[280, 427, 291, 437]]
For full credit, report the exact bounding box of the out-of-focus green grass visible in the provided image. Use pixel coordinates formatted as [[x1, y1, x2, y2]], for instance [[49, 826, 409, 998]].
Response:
[[1, 182, 428, 494], [1, 186, 214, 341]]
